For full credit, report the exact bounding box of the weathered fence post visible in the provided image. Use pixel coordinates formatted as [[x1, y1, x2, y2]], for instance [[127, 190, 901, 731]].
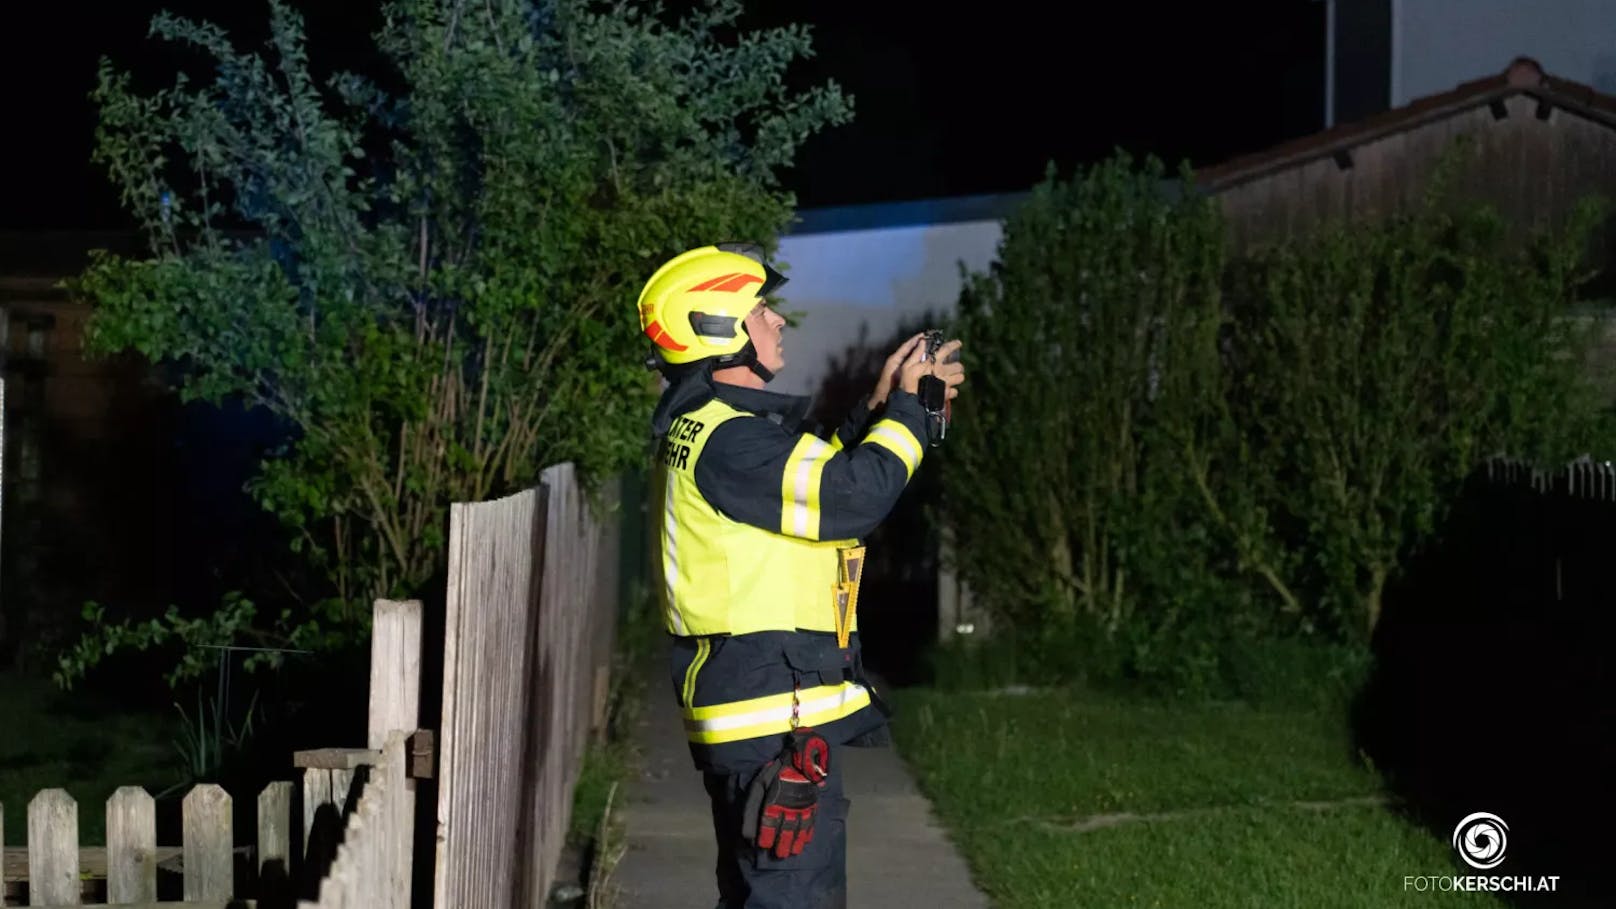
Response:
[[368, 597, 421, 909], [182, 784, 232, 901], [303, 768, 332, 861], [1, 799, 6, 908], [369, 599, 423, 748], [259, 780, 294, 900], [27, 789, 77, 906], [106, 786, 156, 903]]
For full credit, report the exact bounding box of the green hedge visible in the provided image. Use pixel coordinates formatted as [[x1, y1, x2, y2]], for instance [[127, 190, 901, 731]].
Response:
[[938, 154, 1613, 695]]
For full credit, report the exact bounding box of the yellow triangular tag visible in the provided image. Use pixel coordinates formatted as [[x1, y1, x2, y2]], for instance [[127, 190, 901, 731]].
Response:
[[833, 583, 852, 648], [835, 547, 867, 649]]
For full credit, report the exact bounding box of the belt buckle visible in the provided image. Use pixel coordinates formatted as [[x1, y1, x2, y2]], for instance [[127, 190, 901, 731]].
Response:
[[834, 546, 866, 649]]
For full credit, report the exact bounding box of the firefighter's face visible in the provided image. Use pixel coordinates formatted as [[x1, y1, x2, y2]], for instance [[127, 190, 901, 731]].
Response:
[[745, 301, 787, 373]]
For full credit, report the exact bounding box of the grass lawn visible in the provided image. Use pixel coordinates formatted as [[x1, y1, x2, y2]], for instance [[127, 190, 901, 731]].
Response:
[[0, 671, 181, 845], [890, 687, 1505, 909]]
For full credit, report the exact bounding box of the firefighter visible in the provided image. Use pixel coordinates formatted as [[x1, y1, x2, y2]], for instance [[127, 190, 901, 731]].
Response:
[[637, 242, 964, 908]]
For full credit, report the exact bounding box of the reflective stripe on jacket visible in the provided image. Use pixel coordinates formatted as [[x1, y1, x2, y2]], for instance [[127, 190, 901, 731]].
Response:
[[670, 629, 885, 773], [649, 374, 928, 771], [652, 387, 925, 636]]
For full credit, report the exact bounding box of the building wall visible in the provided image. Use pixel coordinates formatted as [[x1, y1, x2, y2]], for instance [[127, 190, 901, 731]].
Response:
[[1394, 0, 1616, 104], [1214, 93, 1616, 253], [769, 218, 1004, 401], [0, 285, 190, 664]]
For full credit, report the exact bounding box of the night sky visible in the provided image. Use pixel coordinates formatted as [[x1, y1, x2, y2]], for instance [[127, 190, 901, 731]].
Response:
[[2, 0, 1324, 229]]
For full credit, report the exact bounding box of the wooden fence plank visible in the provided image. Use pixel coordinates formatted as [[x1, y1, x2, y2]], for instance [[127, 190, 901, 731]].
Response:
[[363, 595, 420, 905], [181, 785, 232, 901], [384, 733, 412, 909], [291, 750, 379, 771], [437, 488, 544, 909], [4, 847, 182, 881], [431, 465, 620, 909], [27, 789, 78, 906], [257, 782, 293, 902], [336, 837, 361, 909], [330, 771, 355, 820], [105, 787, 156, 903], [302, 770, 330, 859], [1, 798, 6, 908], [330, 861, 354, 909], [432, 501, 469, 909], [300, 766, 340, 898], [63, 903, 247, 909], [368, 599, 423, 750]]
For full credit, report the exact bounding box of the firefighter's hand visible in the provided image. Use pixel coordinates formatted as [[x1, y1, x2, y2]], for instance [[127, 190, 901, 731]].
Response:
[[868, 332, 926, 409], [899, 338, 965, 399]]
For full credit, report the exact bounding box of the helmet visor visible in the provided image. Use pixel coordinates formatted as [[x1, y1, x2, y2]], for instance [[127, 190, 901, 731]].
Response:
[[715, 241, 789, 297]]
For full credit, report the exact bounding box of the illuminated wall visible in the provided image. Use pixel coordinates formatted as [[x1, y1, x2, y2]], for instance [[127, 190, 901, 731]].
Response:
[[767, 196, 1016, 400]]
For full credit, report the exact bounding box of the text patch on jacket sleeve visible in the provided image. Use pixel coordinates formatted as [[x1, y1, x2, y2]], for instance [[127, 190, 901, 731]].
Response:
[[659, 416, 707, 470]]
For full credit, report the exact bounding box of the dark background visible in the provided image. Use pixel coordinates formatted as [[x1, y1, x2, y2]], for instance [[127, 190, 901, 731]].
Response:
[[0, 0, 1327, 228]]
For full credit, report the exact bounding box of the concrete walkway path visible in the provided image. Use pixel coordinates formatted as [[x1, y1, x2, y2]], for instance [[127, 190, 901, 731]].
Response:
[[612, 672, 991, 909]]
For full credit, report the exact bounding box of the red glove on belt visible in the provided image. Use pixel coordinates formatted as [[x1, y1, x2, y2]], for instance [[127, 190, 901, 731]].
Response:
[[741, 728, 831, 859]]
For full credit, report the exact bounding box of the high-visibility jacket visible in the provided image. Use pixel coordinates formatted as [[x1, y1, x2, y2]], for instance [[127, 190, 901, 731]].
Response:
[[650, 372, 929, 772]]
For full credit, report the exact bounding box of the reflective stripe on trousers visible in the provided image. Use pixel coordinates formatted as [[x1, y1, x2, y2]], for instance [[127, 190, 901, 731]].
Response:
[[683, 682, 872, 744]]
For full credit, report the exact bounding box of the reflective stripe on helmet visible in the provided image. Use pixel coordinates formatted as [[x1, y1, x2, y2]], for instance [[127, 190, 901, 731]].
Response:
[[690, 272, 764, 293], [644, 319, 689, 352]]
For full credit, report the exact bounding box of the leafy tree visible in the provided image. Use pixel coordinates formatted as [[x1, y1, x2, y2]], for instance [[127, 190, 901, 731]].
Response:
[[62, 0, 849, 684]]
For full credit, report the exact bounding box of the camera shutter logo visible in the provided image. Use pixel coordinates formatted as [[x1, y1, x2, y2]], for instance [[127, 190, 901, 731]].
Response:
[[1452, 812, 1509, 870]]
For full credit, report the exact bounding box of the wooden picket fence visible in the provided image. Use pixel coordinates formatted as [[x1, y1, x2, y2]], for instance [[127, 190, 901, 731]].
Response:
[[1, 462, 621, 908], [292, 732, 417, 909], [293, 598, 425, 909], [1, 782, 254, 907], [0, 599, 427, 908], [0, 764, 398, 908]]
